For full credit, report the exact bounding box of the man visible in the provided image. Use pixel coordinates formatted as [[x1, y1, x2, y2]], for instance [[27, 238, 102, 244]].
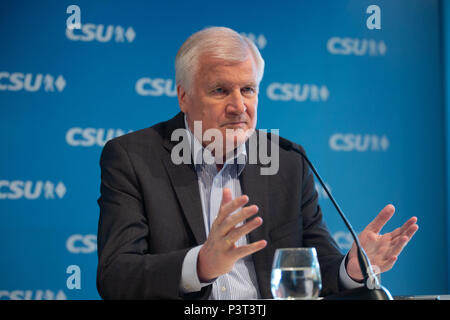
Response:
[[96, 27, 418, 299]]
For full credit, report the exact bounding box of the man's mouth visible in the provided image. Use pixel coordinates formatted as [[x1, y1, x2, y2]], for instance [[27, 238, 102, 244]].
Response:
[[221, 121, 247, 127]]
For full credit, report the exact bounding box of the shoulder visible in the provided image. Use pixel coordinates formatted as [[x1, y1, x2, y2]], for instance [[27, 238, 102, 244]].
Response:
[[250, 129, 308, 180], [103, 112, 184, 153], [254, 129, 306, 163]]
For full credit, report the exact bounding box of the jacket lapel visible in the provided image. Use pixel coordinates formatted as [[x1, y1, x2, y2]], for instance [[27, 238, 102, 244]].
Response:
[[240, 139, 273, 299], [161, 113, 207, 245]]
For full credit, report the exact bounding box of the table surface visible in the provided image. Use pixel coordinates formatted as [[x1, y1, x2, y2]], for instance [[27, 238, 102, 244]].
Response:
[[394, 295, 450, 300]]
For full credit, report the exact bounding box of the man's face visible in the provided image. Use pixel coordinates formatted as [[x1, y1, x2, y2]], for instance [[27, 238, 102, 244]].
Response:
[[178, 53, 259, 156]]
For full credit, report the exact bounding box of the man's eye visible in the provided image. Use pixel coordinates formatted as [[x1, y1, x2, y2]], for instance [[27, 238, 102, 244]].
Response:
[[242, 87, 255, 94], [212, 87, 225, 94]]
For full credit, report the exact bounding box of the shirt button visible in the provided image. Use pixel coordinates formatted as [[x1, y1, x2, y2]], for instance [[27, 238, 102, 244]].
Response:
[[221, 286, 226, 292]]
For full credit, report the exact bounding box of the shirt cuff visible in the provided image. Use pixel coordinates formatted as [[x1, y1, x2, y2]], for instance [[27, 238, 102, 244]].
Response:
[[339, 253, 365, 290], [180, 245, 213, 294]]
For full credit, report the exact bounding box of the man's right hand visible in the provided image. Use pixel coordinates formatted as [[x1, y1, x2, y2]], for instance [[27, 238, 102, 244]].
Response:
[[197, 188, 267, 282]]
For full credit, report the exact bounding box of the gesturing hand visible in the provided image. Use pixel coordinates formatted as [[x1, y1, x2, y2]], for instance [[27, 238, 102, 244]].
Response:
[[197, 188, 267, 282], [346, 204, 419, 281]]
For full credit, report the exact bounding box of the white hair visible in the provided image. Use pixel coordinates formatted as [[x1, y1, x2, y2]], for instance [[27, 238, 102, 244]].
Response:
[[175, 26, 265, 93]]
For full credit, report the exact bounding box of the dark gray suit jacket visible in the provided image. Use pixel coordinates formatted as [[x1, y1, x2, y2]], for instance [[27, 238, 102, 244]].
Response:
[[97, 112, 344, 299]]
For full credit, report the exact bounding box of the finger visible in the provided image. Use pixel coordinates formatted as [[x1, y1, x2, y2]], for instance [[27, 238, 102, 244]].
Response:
[[376, 224, 418, 270], [221, 194, 248, 217], [379, 256, 398, 273], [391, 222, 419, 242], [214, 190, 249, 226], [404, 223, 419, 238], [234, 240, 267, 260], [387, 223, 417, 260], [226, 216, 263, 244], [215, 188, 233, 222], [385, 235, 410, 260], [365, 204, 395, 234], [220, 205, 259, 236], [221, 188, 233, 205], [397, 224, 419, 245], [390, 217, 418, 239], [224, 238, 235, 248]]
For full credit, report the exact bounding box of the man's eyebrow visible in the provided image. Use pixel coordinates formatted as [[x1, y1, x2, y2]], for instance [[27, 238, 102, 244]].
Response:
[[209, 81, 227, 88], [207, 81, 258, 89], [204, 79, 227, 88]]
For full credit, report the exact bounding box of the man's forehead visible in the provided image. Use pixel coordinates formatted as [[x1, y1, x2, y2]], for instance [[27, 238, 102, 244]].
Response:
[[198, 50, 255, 68], [196, 56, 258, 83]]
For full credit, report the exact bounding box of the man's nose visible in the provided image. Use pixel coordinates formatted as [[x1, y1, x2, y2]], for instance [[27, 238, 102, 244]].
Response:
[[226, 90, 247, 114]]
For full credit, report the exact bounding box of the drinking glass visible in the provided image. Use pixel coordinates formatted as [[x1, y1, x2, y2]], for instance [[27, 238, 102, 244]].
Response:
[[270, 248, 322, 299]]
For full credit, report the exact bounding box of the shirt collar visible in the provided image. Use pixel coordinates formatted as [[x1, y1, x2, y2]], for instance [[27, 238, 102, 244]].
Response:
[[183, 114, 247, 175]]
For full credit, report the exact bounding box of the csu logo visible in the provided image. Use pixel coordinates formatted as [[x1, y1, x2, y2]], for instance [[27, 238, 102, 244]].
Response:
[[0, 181, 66, 200], [266, 83, 329, 102], [66, 23, 136, 43], [327, 37, 387, 56], [329, 134, 390, 152], [66, 127, 132, 147], [0, 290, 67, 300], [66, 234, 97, 253], [135, 78, 177, 97], [0, 72, 66, 92]]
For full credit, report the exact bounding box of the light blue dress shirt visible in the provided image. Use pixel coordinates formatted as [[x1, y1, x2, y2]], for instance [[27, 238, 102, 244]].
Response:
[[179, 116, 362, 299]]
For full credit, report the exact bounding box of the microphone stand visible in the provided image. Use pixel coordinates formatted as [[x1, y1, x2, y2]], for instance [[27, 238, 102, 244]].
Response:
[[284, 140, 393, 300]]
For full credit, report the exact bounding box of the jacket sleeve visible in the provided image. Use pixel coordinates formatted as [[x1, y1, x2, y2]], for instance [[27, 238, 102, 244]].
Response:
[[96, 138, 190, 299]]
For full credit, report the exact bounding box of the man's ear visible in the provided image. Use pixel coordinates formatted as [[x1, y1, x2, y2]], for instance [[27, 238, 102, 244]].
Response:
[[177, 84, 188, 113]]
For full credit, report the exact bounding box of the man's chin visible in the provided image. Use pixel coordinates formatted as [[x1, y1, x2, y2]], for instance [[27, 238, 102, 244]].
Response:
[[225, 126, 254, 137], [225, 128, 254, 147]]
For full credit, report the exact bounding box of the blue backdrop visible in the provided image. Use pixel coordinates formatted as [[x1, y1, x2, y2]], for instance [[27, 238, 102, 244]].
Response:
[[0, 0, 448, 299]]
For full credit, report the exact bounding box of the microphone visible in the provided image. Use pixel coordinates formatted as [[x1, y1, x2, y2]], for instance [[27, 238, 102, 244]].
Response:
[[276, 136, 393, 300]]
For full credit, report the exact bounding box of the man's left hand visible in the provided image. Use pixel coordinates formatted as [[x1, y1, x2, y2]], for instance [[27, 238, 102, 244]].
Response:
[[346, 204, 419, 281]]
